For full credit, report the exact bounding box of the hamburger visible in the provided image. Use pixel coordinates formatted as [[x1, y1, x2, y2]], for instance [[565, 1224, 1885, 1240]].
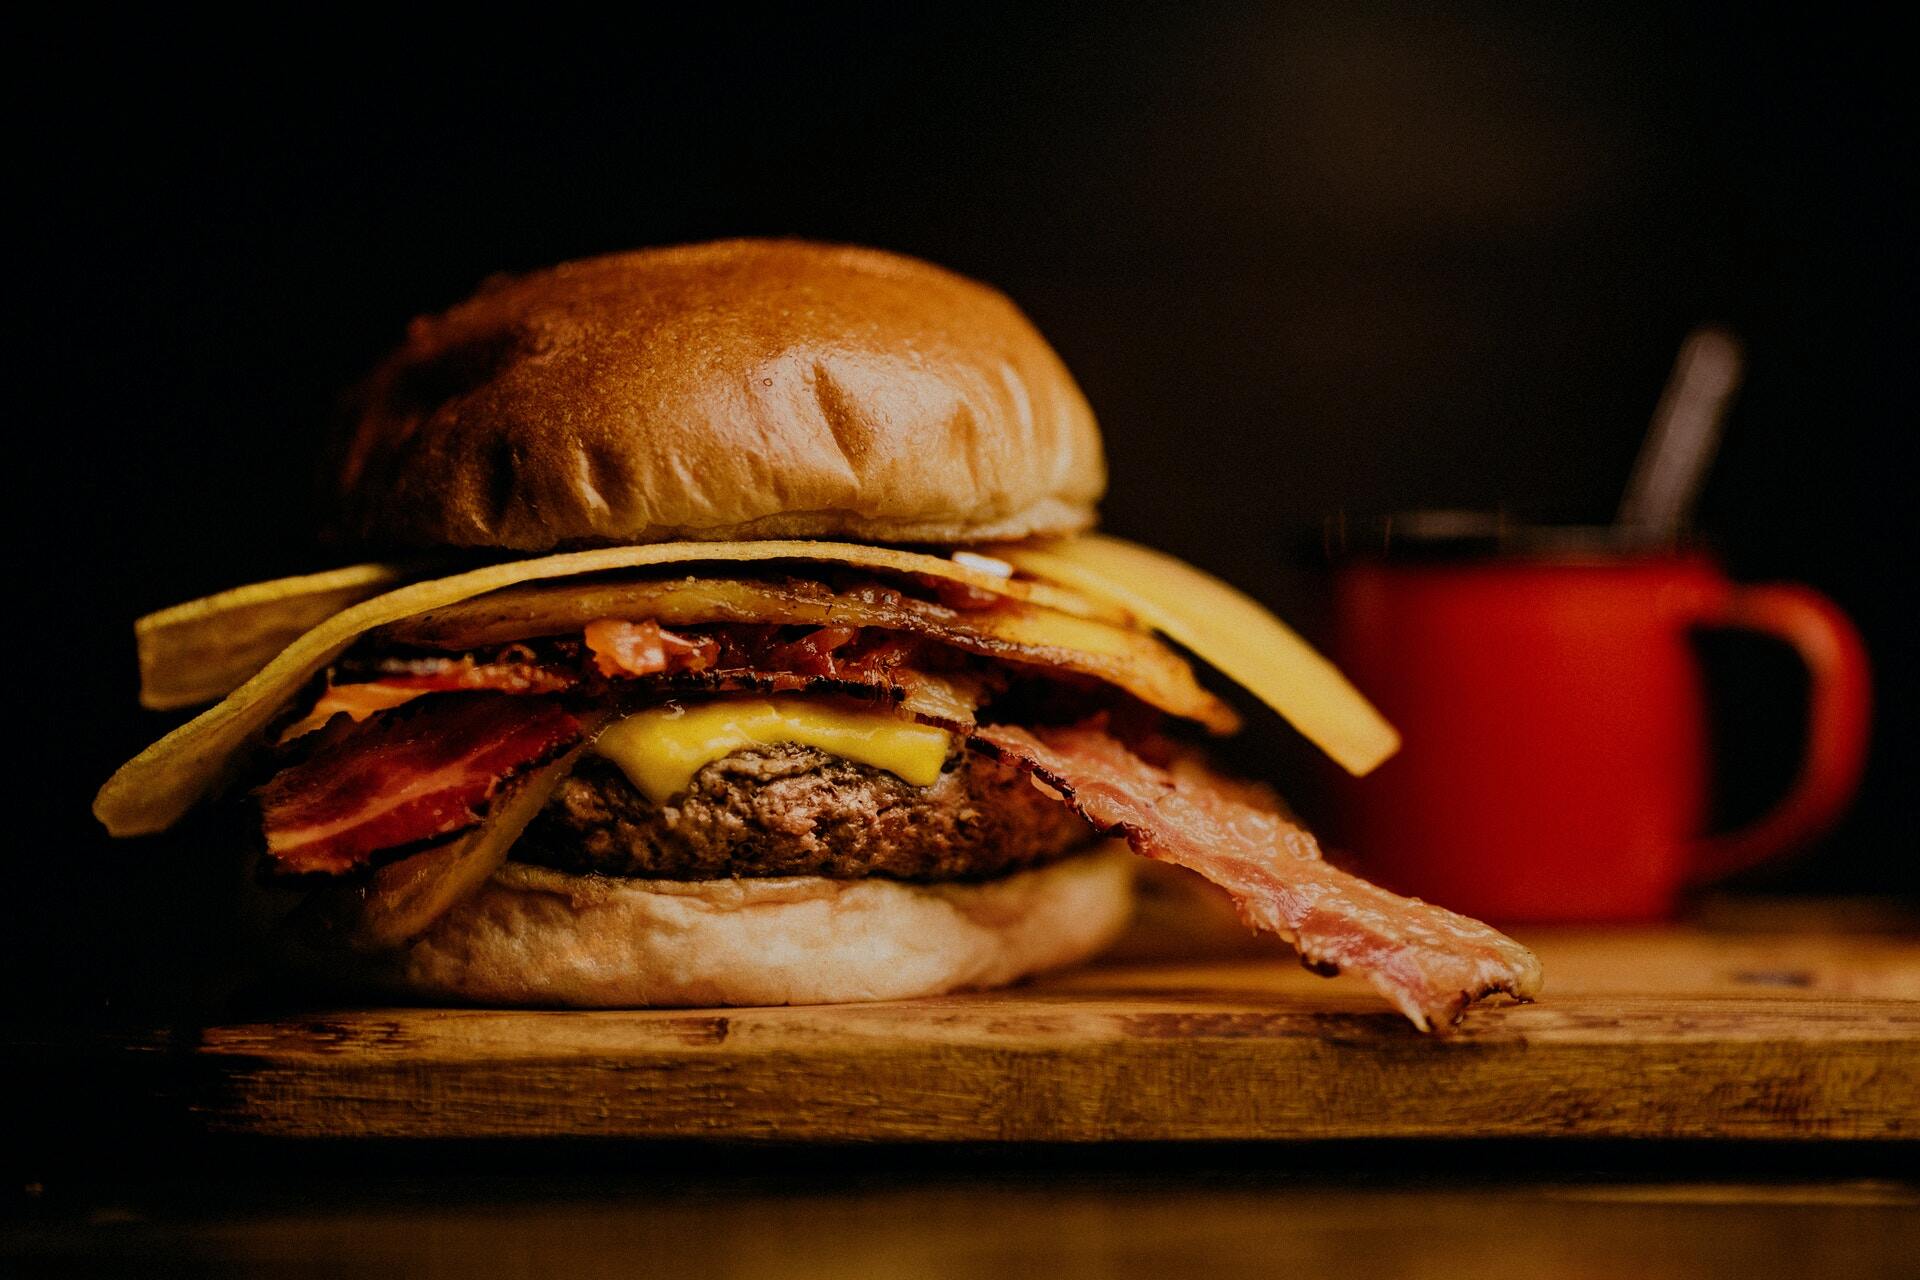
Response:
[[95, 239, 1540, 1029]]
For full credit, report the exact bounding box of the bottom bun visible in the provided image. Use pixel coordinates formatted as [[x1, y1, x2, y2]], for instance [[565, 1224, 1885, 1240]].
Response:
[[376, 842, 1135, 1006]]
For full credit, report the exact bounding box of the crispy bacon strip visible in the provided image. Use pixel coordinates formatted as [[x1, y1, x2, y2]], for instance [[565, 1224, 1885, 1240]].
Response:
[[257, 694, 581, 875], [583, 619, 720, 678], [286, 623, 976, 749], [280, 654, 579, 741], [376, 574, 1239, 733], [970, 722, 1542, 1031], [281, 680, 425, 738]]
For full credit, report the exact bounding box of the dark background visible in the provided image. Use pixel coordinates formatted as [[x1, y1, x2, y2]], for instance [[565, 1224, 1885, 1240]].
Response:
[[12, 6, 1912, 1016]]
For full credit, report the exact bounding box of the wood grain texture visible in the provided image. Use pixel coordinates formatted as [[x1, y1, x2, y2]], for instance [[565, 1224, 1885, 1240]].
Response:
[[66, 927, 1920, 1141]]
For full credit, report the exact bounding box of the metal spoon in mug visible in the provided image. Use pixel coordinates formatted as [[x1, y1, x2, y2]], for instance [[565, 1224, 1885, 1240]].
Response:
[[1617, 327, 1744, 544]]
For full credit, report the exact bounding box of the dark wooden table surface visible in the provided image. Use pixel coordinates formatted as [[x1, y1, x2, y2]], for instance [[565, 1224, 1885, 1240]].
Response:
[[7, 1144, 1917, 1278]]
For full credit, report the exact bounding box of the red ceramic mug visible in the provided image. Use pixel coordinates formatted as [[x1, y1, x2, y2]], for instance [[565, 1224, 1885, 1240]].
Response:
[[1332, 531, 1871, 922]]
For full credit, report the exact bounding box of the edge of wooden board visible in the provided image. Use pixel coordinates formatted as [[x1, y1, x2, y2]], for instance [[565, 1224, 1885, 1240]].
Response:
[[56, 992, 1919, 1142]]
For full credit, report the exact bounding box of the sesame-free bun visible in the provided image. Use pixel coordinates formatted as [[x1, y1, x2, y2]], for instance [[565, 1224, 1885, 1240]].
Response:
[[337, 239, 1107, 551], [375, 843, 1132, 1007]]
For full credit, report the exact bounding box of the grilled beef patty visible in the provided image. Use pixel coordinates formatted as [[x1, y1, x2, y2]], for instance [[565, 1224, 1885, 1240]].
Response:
[[514, 746, 1091, 880]]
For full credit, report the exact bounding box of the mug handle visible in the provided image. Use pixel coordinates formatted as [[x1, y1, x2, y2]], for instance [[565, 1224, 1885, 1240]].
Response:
[[1686, 582, 1872, 886]]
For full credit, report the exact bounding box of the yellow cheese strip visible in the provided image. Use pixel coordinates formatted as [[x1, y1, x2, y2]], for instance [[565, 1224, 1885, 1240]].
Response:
[[136, 547, 1127, 710], [137, 563, 411, 710], [988, 535, 1401, 776], [95, 539, 1138, 838], [595, 697, 952, 803]]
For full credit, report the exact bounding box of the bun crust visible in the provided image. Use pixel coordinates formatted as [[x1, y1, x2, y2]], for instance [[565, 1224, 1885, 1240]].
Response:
[[337, 239, 1106, 550], [378, 844, 1132, 1006]]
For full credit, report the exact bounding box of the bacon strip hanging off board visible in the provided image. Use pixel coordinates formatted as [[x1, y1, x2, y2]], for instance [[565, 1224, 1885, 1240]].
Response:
[[257, 694, 582, 875], [969, 722, 1543, 1031]]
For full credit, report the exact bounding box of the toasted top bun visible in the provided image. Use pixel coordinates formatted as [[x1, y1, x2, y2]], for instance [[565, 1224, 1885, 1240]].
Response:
[[336, 239, 1107, 551]]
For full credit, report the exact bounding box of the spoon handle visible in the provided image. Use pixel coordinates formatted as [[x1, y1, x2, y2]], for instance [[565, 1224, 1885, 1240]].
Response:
[[1617, 327, 1744, 540]]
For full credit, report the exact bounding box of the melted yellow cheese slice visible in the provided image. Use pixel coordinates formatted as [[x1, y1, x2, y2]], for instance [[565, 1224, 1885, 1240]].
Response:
[[595, 698, 953, 803]]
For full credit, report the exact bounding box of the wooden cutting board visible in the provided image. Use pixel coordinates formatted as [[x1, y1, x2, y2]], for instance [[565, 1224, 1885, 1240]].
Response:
[[64, 920, 1920, 1142]]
